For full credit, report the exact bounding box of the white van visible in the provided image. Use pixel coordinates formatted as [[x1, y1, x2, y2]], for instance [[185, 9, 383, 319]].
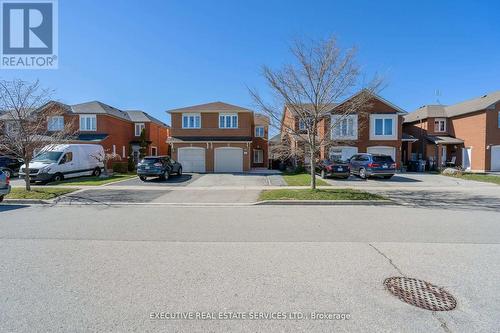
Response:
[[19, 144, 105, 183]]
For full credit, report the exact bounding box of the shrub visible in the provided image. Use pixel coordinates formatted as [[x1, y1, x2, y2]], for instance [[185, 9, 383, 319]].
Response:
[[112, 162, 128, 174], [442, 167, 462, 176]]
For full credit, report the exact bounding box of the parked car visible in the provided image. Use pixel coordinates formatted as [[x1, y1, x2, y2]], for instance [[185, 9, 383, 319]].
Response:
[[137, 156, 182, 181], [0, 169, 11, 202], [316, 159, 350, 179], [19, 144, 104, 184], [0, 155, 23, 178], [349, 153, 396, 179]]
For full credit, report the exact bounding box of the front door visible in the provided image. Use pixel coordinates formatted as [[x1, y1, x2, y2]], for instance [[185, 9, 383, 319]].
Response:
[[441, 146, 447, 166], [462, 147, 472, 171]]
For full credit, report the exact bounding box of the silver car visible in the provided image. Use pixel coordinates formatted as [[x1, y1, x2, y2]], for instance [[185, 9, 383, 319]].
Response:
[[0, 170, 11, 202]]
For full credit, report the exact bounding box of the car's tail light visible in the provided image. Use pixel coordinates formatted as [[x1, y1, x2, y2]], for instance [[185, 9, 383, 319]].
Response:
[[153, 162, 162, 167], [368, 163, 380, 168], [326, 166, 332, 171], [391, 163, 397, 168], [6, 176, 10, 185]]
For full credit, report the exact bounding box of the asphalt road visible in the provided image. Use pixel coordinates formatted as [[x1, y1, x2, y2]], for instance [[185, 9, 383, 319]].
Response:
[[1, 204, 500, 332]]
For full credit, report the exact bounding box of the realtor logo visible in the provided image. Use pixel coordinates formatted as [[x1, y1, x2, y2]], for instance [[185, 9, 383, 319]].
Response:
[[1, 0, 58, 69]]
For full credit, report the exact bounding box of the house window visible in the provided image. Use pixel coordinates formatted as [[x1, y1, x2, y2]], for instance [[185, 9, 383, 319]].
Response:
[[79, 115, 97, 131], [47, 116, 64, 131], [255, 126, 265, 137], [253, 149, 263, 164], [151, 147, 157, 156], [135, 123, 145, 136], [331, 115, 357, 139], [434, 118, 446, 132], [371, 115, 396, 138], [182, 113, 201, 129], [219, 113, 238, 128], [298, 119, 306, 131]]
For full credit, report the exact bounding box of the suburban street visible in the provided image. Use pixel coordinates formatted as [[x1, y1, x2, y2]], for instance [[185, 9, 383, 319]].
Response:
[[1, 173, 500, 332]]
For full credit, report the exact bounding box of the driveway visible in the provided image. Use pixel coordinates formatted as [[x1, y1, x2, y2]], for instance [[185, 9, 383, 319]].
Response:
[[187, 173, 285, 187], [110, 173, 201, 187]]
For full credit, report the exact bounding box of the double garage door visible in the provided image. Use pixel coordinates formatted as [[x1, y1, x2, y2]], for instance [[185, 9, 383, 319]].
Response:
[[177, 147, 243, 173]]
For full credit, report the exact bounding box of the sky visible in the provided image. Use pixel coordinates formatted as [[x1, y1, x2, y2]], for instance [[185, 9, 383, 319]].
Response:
[[2, 0, 499, 126]]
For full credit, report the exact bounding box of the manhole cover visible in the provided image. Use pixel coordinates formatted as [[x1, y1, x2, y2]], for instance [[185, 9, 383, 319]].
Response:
[[384, 277, 457, 311]]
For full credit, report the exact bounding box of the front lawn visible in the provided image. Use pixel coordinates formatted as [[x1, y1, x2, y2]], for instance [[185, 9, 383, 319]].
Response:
[[6, 187, 77, 200], [446, 173, 500, 185], [259, 189, 385, 201], [50, 173, 136, 186], [282, 172, 329, 186]]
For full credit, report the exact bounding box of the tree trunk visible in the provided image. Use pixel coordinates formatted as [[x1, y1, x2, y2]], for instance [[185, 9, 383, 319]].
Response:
[[24, 160, 31, 191], [310, 149, 316, 190]]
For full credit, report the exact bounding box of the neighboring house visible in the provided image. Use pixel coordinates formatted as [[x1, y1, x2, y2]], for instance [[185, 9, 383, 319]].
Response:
[[39, 101, 170, 165], [281, 91, 407, 166], [403, 91, 500, 172], [166, 101, 269, 172]]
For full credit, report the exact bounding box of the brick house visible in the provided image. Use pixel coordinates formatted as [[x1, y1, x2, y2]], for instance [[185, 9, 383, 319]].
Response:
[[281, 91, 407, 166], [39, 101, 170, 165], [403, 91, 500, 171], [166, 102, 269, 172]]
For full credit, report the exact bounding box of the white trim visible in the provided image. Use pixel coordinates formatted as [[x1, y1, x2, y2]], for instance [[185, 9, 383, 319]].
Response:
[[255, 126, 265, 137], [253, 149, 264, 164], [135, 123, 145, 136], [112, 145, 116, 155], [331, 114, 358, 140], [182, 113, 201, 129], [122, 146, 126, 158], [219, 113, 238, 129], [151, 146, 158, 156], [434, 118, 447, 132], [79, 114, 97, 131], [370, 114, 397, 140], [462, 147, 472, 171]]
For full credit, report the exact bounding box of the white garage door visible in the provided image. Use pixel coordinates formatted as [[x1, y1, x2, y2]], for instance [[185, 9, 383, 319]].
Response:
[[367, 146, 396, 161], [215, 147, 243, 173], [491, 145, 500, 171], [178, 147, 205, 173]]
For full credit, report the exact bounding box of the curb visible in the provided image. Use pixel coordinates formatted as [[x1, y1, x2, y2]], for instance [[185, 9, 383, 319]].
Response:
[[255, 200, 395, 206], [2, 199, 52, 205]]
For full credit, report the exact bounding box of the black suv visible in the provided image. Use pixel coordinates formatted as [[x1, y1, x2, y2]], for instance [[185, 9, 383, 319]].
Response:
[[0, 155, 23, 178], [137, 156, 182, 181]]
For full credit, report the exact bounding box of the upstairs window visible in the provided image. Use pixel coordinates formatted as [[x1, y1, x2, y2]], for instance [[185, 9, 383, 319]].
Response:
[[47, 116, 64, 131], [219, 113, 238, 128], [135, 123, 145, 136], [255, 126, 265, 137], [298, 119, 306, 131], [331, 115, 357, 139], [434, 118, 446, 132], [79, 115, 97, 131], [182, 113, 201, 129]]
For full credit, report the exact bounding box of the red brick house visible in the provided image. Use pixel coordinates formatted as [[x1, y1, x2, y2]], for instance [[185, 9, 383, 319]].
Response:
[[166, 102, 269, 172], [403, 91, 500, 171], [281, 91, 407, 166]]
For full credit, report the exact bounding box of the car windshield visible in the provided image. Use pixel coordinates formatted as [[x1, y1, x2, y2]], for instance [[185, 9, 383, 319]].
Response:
[[32, 151, 63, 163], [140, 158, 161, 165], [328, 157, 347, 163], [373, 155, 394, 163]]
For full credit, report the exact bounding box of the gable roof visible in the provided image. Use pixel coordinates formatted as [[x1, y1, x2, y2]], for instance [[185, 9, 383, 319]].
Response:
[[71, 101, 131, 121], [167, 101, 251, 113], [404, 90, 500, 123], [125, 110, 169, 127], [335, 90, 407, 114]]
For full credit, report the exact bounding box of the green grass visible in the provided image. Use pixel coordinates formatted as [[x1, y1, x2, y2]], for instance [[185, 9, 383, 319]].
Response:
[[282, 172, 329, 186], [6, 187, 77, 200], [259, 189, 385, 201], [50, 173, 136, 186], [446, 173, 500, 185]]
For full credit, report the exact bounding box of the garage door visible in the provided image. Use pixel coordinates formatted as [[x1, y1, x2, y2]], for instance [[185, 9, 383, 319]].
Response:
[[178, 147, 205, 173], [215, 147, 243, 173], [491, 145, 500, 171], [367, 146, 396, 161]]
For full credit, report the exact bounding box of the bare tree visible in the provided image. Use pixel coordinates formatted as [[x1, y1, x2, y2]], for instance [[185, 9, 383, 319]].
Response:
[[0, 79, 76, 190], [90, 149, 121, 176], [250, 36, 381, 189]]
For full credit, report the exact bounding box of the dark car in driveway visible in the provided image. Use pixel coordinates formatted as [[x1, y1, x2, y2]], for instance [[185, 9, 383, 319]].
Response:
[[349, 153, 396, 179], [137, 156, 182, 181], [0, 170, 11, 202], [316, 159, 350, 179], [0, 155, 23, 178]]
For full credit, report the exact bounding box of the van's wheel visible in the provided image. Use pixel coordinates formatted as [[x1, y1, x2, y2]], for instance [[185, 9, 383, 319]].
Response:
[[92, 168, 101, 177], [177, 167, 182, 176], [53, 173, 64, 182], [359, 168, 367, 179], [139, 176, 147, 181]]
